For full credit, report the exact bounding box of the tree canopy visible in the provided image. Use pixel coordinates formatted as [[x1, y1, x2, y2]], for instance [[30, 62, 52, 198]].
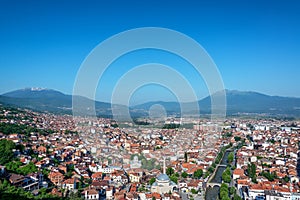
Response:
[[149, 178, 156, 185], [193, 169, 203, 179], [0, 139, 16, 165], [247, 163, 257, 183], [181, 171, 188, 178], [227, 152, 234, 163], [222, 167, 231, 183], [166, 167, 174, 176]]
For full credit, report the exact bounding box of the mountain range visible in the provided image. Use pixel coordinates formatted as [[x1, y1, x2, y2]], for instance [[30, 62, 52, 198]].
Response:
[[0, 88, 300, 118]]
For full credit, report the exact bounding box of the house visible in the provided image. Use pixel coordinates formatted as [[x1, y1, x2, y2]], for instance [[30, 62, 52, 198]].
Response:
[[22, 176, 40, 191], [129, 173, 140, 183], [233, 168, 244, 180], [237, 178, 250, 190], [90, 180, 109, 191], [48, 171, 64, 186], [187, 180, 201, 191], [62, 178, 78, 191], [27, 172, 45, 188], [82, 188, 99, 200], [100, 165, 113, 174], [249, 183, 272, 199], [89, 163, 103, 173], [91, 172, 103, 181], [114, 191, 125, 200], [265, 190, 286, 200], [9, 173, 41, 191], [37, 145, 47, 153], [9, 173, 25, 187], [106, 187, 114, 200]]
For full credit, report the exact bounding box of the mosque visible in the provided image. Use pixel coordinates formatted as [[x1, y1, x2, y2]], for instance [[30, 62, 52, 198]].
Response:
[[151, 158, 177, 194]]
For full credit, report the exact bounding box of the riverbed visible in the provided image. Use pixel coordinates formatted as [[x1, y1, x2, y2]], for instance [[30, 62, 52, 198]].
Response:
[[205, 150, 232, 200]]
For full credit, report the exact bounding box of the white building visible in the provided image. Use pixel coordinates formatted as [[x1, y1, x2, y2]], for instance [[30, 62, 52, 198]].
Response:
[[83, 188, 99, 200], [130, 156, 142, 169], [151, 158, 177, 194]]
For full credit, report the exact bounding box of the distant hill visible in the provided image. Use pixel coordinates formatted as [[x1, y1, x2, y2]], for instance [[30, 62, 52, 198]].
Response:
[[3, 88, 66, 99], [0, 88, 113, 116], [132, 90, 300, 117], [217, 90, 300, 116], [1, 88, 300, 117]]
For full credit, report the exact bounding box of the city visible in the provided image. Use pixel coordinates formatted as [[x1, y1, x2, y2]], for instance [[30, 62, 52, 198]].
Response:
[[0, 105, 299, 199], [1, 1, 300, 200]]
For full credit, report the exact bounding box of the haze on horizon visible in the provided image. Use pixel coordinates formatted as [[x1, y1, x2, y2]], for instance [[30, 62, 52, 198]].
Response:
[[0, 0, 300, 104]]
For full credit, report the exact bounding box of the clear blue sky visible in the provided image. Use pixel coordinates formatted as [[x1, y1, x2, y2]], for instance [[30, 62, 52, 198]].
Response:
[[0, 0, 300, 104]]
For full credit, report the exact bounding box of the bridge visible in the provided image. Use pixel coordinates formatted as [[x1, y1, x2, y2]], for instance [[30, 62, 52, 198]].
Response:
[[205, 157, 229, 188], [205, 164, 227, 189], [206, 164, 227, 183], [206, 182, 221, 187]]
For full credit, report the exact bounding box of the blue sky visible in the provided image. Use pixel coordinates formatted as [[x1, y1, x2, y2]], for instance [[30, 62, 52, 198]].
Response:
[[0, 0, 300, 104]]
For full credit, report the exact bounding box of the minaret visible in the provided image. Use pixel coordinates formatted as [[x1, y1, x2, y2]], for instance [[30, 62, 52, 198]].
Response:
[[163, 157, 166, 174]]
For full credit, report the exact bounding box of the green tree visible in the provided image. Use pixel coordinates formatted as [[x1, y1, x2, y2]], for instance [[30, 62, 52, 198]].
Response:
[[166, 167, 174, 176], [68, 191, 82, 199], [191, 188, 198, 194], [222, 174, 231, 183], [170, 175, 178, 184], [283, 176, 289, 182], [227, 152, 234, 163], [208, 167, 214, 173], [212, 162, 216, 168], [222, 167, 231, 183], [229, 186, 236, 195], [220, 183, 228, 189], [220, 191, 228, 199], [0, 139, 16, 165], [247, 163, 257, 183], [17, 162, 38, 175], [204, 171, 210, 178], [181, 171, 188, 178], [149, 178, 156, 185], [5, 161, 22, 172], [162, 124, 180, 129], [233, 194, 242, 200], [220, 183, 229, 200], [261, 171, 277, 181], [222, 197, 231, 200], [193, 169, 203, 179]]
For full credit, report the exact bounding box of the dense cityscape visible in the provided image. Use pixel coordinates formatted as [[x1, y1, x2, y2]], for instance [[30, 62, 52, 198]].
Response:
[[0, 105, 299, 200]]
